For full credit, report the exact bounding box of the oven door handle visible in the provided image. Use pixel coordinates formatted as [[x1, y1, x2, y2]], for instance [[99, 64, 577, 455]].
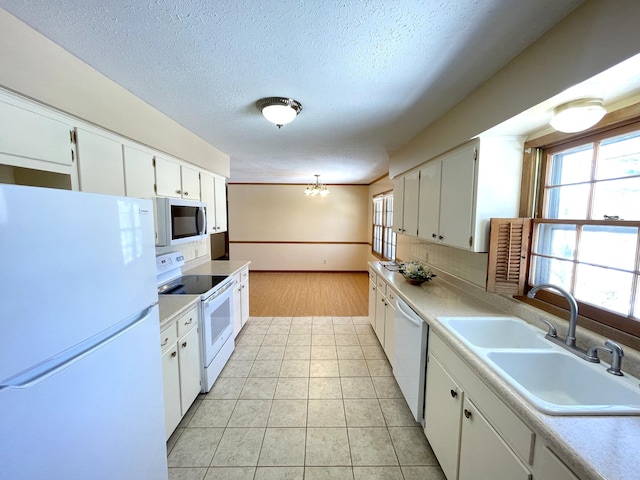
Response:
[[203, 280, 233, 306]]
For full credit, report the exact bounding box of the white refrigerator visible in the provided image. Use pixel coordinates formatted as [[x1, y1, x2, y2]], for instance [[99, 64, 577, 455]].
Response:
[[0, 184, 168, 480]]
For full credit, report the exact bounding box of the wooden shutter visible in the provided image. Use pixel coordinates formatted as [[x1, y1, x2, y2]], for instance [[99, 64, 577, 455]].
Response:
[[486, 218, 532, 295]]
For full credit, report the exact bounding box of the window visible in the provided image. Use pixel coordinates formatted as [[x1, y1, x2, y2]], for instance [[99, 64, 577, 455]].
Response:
[[531, 123, 640, 336], [373, 192, 396, 261]]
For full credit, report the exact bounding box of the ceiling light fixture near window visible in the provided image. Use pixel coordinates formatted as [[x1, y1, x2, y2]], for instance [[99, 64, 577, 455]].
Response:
[[304, 174, 330, 196], [549, 98, 607, 133], [256, 97, 302, 128]]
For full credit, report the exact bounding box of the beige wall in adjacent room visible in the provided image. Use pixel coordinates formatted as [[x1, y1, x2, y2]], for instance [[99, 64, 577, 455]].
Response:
[[228, 184, 369, 271], [0, 9, 229, 177]]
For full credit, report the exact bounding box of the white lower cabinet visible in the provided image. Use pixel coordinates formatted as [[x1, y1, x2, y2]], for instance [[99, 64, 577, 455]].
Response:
[[232, 267, 250, 338], [458, 397, 531, 480], [160, 306, 201, 440], [368, 271, 377, 328], [374, 278, 387, 347], [538, 447, 579, 480], [383, 290, 396, 368], [424, 354, 463, 480], [425, 332, 535, 480]]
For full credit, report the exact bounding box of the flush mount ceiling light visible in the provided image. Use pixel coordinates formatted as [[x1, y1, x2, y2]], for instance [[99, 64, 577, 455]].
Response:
[[549, 98, 607, 133], [304, 175, 330, 196], [256, 97, 302, 128]]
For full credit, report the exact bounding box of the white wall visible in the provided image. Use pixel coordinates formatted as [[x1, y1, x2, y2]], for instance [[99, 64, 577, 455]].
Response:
[[0, 9, 229, 177], [228, 184, 369, 271], [390, 0, 640, 177]]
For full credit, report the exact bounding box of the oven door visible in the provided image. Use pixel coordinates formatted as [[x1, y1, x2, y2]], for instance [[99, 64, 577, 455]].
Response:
[[200, 280, 234, 376]]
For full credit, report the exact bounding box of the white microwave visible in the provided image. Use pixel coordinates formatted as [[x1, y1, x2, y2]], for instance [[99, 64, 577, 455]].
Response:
[[156, 197, 207, 246]]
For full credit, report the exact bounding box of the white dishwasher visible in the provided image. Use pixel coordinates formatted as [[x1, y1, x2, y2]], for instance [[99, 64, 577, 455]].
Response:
[[393, 297, 429, 423]]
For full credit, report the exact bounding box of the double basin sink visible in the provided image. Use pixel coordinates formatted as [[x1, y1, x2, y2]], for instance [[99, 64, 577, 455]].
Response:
[[437, 316, 640, 415]]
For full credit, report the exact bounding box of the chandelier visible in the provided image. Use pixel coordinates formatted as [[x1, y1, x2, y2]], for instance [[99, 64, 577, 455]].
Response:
[[256, 97, 303, 128], [304, 175, 330, 196]]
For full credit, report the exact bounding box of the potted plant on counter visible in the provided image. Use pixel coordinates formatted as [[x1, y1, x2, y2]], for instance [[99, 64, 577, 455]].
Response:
[[399, 261, 436, 286]]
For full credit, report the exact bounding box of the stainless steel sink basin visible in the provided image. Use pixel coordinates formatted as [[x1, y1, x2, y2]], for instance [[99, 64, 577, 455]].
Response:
[[486, 350, 640, 415], [438, 317, 551, 349]]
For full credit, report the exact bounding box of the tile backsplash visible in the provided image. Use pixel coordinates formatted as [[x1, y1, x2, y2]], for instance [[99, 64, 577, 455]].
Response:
[[408, 238, 488, 288]]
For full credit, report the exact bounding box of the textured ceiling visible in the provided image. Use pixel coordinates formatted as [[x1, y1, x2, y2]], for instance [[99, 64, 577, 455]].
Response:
[[0, 0, 584, 184]]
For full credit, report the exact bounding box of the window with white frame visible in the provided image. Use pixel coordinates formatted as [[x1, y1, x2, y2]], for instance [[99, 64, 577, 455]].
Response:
[[530, 123, 640, 336], [373, 192, 396, 261]]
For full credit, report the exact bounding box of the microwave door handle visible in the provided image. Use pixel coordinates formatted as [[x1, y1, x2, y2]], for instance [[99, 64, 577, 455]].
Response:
[[196, 207, 206, 235]]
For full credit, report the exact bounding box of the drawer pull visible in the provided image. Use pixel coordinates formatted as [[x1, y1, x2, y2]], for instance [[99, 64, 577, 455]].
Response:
[[184, 318, 193, 325], [450, 389, 458, 398], [464, 409, 472, 419], [171, 351, 177, 358], [182, 341, 188, 348], [161, 337, 169, 347]]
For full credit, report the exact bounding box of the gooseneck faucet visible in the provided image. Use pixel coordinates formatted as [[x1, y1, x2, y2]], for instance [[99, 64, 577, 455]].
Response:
[[527, 284, 578, 348]]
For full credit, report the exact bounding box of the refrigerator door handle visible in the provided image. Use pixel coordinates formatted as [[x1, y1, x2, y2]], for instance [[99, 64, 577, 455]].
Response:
[[0, 305, 156, 390]]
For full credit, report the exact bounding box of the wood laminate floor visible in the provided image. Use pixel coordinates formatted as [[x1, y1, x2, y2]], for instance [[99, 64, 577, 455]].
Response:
[[249, 272, 369, 317]]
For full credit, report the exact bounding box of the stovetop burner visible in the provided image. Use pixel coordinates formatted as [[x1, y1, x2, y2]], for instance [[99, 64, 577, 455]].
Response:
[[158, 274, 229, 296]]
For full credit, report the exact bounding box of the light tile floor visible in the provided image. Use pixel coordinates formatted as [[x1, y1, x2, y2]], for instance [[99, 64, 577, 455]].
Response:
[[166, 316, 446, 480]]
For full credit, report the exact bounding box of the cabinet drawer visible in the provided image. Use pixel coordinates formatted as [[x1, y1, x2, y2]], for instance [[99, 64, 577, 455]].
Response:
[[160, 324, 177, 354], [177, 306, 198, 338], [430, 333, 535, 465], [377, 279, 387, 295]]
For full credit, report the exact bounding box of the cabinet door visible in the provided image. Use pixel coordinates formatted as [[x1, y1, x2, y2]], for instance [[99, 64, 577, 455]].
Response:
[[402, 171, 420, 237], [368, 277, 377, 328], [200, 172, 216, 234], [178, 326, 202, 414], [458, 398, 531, 480], [383, 291, 396, 367], [161, 343, 181, 440], [539, 447, 579, 480], [240, 268, 250, 328], [424, 354, 463, 480], [374, 283, 386, 346], [155, 156, 182, 198], [123, 145, 155, 199], [214, 176, 228, 233], [232, 274, 243, 338], [438, 144, 476, 250], [76, 128, 125, 196], [0, 98, 72, 167], [418, 161, 441, 241], [392, 177, 405, 234], [181, 165, 200, 200]]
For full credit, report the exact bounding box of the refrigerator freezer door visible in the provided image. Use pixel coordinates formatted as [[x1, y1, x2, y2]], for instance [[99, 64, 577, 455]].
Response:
[[0, 185, 157, 382], [0, 305, 168, 480]]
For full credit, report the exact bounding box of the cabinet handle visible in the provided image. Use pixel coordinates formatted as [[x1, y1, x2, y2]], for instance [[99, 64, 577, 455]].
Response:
[[432, 233, 437, 238], [438, 235, 444, 240], [176, 189, 181, 194], [464, 409, 472, 419], [184, 191, 189, 196], [171, 351, 177, 358], [161, 337, 169, 347], [184, 318, 193, 325], [450, 389, 458, 398], [182, 341, 188, 348]]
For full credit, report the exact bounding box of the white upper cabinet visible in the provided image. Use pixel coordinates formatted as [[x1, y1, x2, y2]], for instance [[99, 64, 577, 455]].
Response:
[[155, 156, 201, 200], [417, 137, 524, 252], [123, 145, 155, 199], [200, 172, 228, 234], [180, 165, 201, 200], [75, 128, 125, 196], [392, 170, 420, 236], [213, 175, 227, 233], [0, 97, 72, 169], [154, 156, 182, 198]]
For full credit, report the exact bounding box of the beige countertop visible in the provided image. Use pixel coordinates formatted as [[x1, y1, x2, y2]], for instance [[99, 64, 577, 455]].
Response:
[[185, 260, 251, 277], [370, 261, 640, 480]]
